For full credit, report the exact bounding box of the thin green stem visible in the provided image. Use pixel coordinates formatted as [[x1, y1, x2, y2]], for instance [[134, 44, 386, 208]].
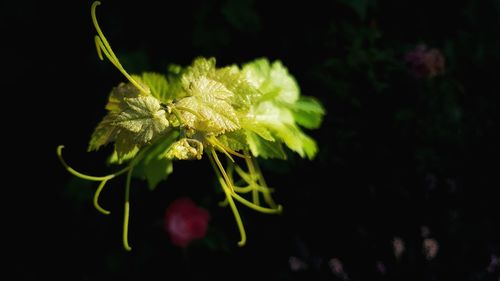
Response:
[[227, 163, 256, 192], [247, 151, 277, 208], [261, 189, 277, 208], [251, 155, 268, 187], [222, 183, 246, 246], [207, 136, 234, 163], [208, 135, 249, 159], [170, 107, 186, 126], [226, 161, 235, 182], [233, 165, 252, 185], [244, 153, 257, 182], [91, 1, 149, 94], [242, 152, 260, 204], [233, 165, 272, 193], [232, 185, 254, 193], [218, 198, 229, 207], [252, 186, 260, 206], [231, 192, 282, 214], [211, 149, 235, 194], [93, 179, 111, 215], [208, 152, 246, 246], [122, 166, 134, 251], [57, 145, 129, 181]]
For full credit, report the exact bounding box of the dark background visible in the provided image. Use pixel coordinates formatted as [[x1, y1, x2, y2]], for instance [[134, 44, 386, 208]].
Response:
[[4, 0, 500, 280]]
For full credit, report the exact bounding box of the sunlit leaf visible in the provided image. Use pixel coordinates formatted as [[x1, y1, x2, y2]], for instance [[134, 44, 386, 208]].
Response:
[[291, 96, 325, 129], [89, 95, 170, 160], [141, 72, 171, 103]]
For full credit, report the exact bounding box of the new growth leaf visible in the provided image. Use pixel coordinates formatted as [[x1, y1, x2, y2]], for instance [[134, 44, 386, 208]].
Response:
[[58, 1, 325, 251]]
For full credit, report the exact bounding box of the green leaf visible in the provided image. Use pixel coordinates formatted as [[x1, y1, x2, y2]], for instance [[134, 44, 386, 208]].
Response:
[[241, 58, 323, 159], [176, 58, 242, 134], [249, 125, 275, 142], [245, 131, 286, 159], [134, 131, 179, 190], [247, 101, 318, 159], [89, 94, 170, 160], [114, 96, 170, 144], [88, 112, 137, 157], [212, 65, 259, 110], [240, 117, 275, 141], [165, 64, 186, 100], [140, 72, 171, 103], [216, 130, 248, 152], [167, 64, 183, 75], [182, 57, 258, 109], [105, 82, 142, 112], [108, 147, 139, 165], [271, 123, 318, 160], [143, 157, 173, 190], [243, 58, 300, 104], [176, 95, 239, 134], [291, 96, 326, 129], [183, 57, 216, 79]]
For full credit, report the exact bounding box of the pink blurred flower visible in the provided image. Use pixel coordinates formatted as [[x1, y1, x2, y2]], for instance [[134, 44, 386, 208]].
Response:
[[164, 197, 210, 247], [404, 44, 445, 78], [289, 256, 309, 272], [328, 258, 349, 280], [423, 238, 439, 260], [487, 255, 500, 273], [376, 261, 387, 275], [393, 237, 405, 260]]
